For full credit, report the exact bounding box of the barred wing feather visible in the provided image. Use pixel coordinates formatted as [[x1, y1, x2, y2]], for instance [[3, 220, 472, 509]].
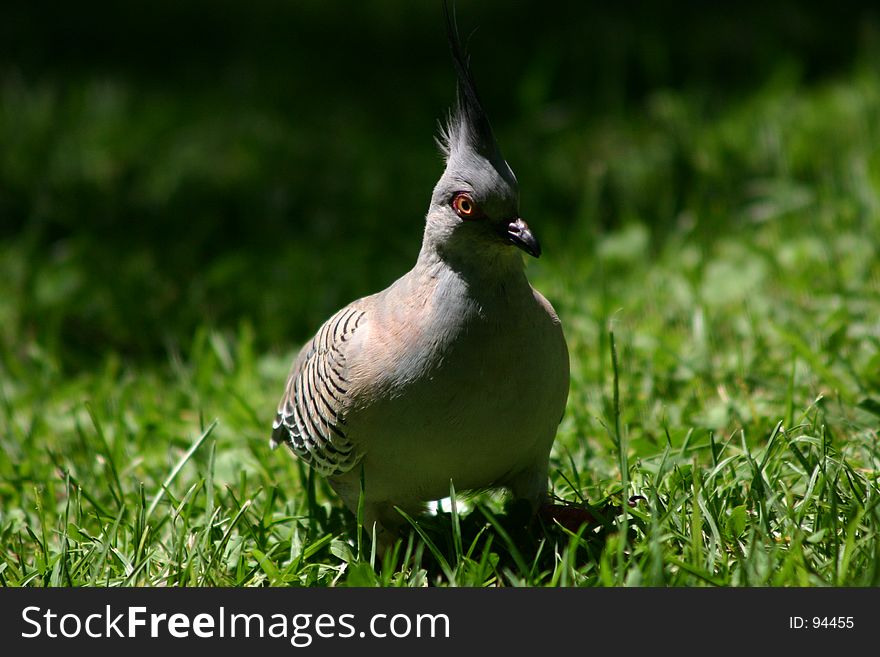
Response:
[[271, 306, 366, 476]]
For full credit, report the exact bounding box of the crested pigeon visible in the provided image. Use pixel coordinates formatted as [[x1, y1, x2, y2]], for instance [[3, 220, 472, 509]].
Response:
[[271, 5, 570, 545]]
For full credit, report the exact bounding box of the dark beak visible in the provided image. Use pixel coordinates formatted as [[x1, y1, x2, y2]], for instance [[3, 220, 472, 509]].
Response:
[[504, 217, 541, 258]]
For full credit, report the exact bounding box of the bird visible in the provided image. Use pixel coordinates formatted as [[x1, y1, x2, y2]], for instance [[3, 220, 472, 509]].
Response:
[[271, 3, 570, 548]]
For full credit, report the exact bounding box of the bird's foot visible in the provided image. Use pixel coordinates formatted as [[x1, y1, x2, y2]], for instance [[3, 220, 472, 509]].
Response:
[[539, 502, 598, 534]]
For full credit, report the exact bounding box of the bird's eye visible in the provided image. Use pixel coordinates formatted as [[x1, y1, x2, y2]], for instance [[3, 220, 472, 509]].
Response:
[[452, 193, 478, 219]]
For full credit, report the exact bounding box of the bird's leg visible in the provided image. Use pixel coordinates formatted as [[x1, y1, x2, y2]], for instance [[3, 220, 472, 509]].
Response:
[[329, 471, 432, 559], [504, 459, 550, 512], [504, 462, 599, 534]]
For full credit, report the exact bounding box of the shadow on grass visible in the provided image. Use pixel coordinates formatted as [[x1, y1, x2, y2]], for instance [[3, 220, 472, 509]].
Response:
[[335, 498, 630, 586]]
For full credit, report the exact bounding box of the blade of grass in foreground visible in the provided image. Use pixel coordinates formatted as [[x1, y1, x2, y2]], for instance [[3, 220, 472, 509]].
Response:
[[395, 507, 454, 582], [146, 420, 217, 521]]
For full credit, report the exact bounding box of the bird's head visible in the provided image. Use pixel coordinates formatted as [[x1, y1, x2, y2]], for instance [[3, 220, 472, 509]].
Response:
[[424, 2, 540, 265]]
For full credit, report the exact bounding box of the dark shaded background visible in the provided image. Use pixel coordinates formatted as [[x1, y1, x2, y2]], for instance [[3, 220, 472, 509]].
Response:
[[1, 0, 877, 367]]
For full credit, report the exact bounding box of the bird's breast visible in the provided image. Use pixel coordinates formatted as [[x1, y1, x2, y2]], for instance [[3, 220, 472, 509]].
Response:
[[347, 275, 569, 497]]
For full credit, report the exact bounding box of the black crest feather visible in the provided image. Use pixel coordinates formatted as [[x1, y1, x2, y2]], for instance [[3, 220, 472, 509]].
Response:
[[439, 1, 504, 166]]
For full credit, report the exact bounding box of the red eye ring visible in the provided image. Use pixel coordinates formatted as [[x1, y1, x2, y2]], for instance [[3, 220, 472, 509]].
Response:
[[452, 193, 478, 218]]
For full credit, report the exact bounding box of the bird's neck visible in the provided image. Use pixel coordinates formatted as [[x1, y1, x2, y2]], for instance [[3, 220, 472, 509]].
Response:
[[413, 239, 531, 307], [420, 234, 524, 274]]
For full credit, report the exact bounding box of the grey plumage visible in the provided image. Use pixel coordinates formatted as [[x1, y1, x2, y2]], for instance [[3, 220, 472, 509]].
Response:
[[272, 2, 569, 544]]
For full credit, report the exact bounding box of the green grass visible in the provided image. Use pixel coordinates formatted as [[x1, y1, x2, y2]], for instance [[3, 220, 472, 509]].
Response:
[[2, 54, 880, 586]]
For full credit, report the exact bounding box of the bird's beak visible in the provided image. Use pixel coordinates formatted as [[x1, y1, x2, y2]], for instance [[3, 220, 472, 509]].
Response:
[[504, 217, 541, 258]]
